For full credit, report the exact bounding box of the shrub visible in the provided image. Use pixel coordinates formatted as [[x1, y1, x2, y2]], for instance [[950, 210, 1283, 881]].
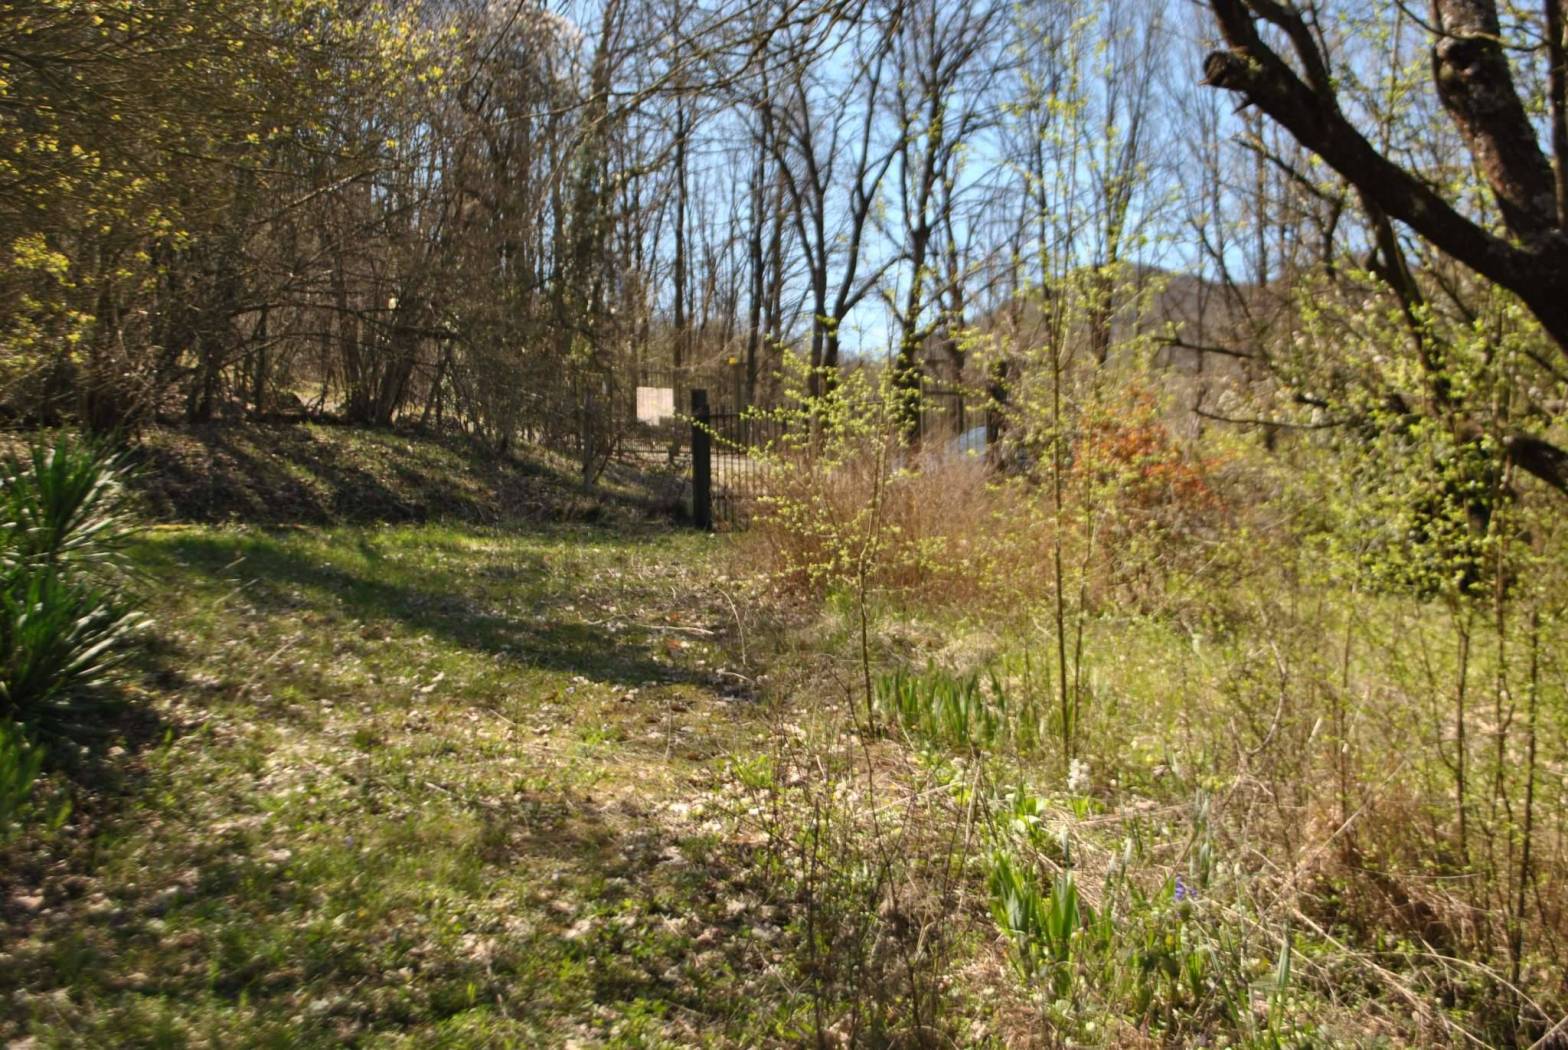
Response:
[[739, 357, 1044, 609]]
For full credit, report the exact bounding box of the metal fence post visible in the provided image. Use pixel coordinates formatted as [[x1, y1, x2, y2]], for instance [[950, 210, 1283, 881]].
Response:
[[691, 388, 712, 530]]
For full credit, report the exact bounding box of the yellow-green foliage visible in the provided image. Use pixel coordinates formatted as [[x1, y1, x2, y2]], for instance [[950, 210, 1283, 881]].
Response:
[[0, 0, 436, 420]]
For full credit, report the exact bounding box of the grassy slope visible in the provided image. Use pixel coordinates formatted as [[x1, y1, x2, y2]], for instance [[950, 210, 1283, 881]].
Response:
[[115, 423, 685, 527], [4, 425, 1489, 1047]]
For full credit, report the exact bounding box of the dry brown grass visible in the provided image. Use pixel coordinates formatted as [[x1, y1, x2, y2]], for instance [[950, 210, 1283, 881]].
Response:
[[740, 445, 1054, 610]]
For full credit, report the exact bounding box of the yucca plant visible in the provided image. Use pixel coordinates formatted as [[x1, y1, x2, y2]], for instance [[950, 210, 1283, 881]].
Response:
[[0, 436, 135, 572], [0, 436, 143, 742], [0, 570, 144, 738]]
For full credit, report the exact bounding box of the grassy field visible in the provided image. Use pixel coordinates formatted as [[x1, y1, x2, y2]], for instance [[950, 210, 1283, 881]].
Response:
[[0, 520, 844, 1047]]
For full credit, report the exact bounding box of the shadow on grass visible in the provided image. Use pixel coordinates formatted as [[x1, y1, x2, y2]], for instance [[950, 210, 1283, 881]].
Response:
[[131, 424, 411, 524], [129, 423, 684, 527], [149, 529, 711, 691]]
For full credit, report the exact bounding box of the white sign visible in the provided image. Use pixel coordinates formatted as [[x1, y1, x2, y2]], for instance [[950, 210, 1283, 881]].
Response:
[[635, 386, 676, 424]]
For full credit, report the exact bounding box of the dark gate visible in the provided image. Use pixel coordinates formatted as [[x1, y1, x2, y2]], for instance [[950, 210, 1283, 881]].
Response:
[[689, 389, 785, 530]]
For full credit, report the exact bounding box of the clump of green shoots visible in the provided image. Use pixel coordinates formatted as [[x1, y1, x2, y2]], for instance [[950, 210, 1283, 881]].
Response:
[[874, 664, 1046, 753]]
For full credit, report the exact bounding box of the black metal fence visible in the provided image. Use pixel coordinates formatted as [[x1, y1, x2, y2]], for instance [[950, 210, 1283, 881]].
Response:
[[689, 389, 788, 530], [918, 386, 980, 448], [687, 384, 985, 530]]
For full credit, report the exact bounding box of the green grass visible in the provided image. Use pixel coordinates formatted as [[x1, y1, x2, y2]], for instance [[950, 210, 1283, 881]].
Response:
[[0, 522, 797, 1047]]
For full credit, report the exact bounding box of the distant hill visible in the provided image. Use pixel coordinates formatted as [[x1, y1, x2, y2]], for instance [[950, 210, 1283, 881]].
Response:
[[916, 263, 1285, 435]]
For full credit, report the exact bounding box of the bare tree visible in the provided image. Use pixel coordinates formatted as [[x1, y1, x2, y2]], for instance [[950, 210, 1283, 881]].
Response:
[[761, 4, 902, 395], [885, 0, 1006, 435]]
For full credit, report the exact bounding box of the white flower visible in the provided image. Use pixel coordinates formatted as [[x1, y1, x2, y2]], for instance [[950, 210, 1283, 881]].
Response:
[[1067, 758, 1090, 795]]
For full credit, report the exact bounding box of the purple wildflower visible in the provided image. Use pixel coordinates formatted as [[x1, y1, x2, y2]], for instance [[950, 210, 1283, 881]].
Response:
[[1174, 875, 1191, 902]]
